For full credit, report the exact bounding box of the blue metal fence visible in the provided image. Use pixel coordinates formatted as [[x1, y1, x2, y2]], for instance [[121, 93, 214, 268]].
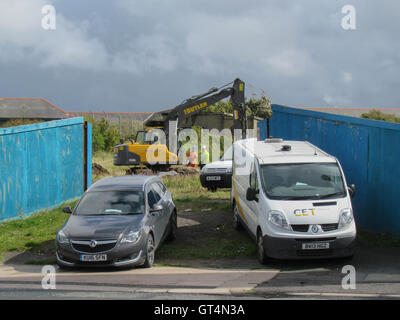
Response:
[[258, 104, 400, 234], [0, 117, 92, 222]]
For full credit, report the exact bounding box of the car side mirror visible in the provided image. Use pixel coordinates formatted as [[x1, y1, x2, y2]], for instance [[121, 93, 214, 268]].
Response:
[[246, 187, 259, 202], [62, 206, 72, 214], [150, 204, 163, 213], [348, 184, 356, 198]]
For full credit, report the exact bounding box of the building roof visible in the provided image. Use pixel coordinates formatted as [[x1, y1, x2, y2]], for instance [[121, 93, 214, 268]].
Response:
[[294, 106, 400, 118], [0, 98, 68, 120], [67, 111, 153, 123]]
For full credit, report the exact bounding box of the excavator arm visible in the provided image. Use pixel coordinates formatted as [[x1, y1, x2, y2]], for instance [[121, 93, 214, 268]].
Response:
[[114, 78, 247, 168], [162, 78, 246, 152]]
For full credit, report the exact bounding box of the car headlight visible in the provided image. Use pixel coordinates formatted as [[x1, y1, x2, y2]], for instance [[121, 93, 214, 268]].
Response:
[[121, 230, 141, 244], [57, 229, 69, 244], [226, 166, 232, 173], [202, 167, 209, 173], [268, 211, 290, 230], [338, 208, 353, 229]]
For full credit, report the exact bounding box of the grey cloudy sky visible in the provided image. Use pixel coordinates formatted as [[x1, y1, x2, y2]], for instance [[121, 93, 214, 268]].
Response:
[[0, 0, 399, 112]]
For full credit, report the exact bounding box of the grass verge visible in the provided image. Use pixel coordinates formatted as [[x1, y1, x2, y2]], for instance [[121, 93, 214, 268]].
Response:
[[0, 200, 76, 262]]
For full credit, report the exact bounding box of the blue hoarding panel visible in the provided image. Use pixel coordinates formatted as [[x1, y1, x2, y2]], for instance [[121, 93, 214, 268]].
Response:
[[258, 105, 400, 234], [0, 117, 89, 222]]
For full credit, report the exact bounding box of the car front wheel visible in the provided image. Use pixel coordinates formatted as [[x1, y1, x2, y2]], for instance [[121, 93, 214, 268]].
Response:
[[143, 234, 155, 268]]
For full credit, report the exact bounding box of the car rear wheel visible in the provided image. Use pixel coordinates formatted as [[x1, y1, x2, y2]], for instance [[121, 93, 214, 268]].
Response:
[[143, 234, 155, 268]]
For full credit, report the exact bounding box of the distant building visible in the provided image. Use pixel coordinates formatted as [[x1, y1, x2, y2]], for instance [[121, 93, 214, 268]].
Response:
[[144, 109, 262, 132], [66, 111, 152, 124], [0, 98, 69, 125]]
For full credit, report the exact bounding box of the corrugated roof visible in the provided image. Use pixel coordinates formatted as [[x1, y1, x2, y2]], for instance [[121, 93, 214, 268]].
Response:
[[0, 98, 68, 119]]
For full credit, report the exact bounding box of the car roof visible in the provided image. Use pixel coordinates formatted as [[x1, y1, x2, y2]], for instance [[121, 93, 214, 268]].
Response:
[[235, 138, 336, 164], [87, 175, 159, 192]]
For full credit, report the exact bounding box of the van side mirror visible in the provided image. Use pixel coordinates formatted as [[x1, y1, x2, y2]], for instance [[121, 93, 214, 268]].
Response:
[[246, 188, 259, 202], [62, 206, 72, 214], [348, 184, 356, 198]]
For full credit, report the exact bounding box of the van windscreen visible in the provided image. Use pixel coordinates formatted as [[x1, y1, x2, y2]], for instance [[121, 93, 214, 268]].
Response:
[[260, 163, 346, 200]]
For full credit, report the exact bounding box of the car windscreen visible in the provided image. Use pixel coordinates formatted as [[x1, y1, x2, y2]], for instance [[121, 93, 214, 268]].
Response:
[[260, 162, 346, 200], [74, 191, 145, 215]]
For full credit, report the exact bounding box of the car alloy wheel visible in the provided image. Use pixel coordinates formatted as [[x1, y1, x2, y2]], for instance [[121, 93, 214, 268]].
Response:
[[143, 234, 155, 268]]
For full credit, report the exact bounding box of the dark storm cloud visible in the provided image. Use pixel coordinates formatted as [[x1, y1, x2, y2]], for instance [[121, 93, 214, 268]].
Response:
[[0, 0, 399, 111]]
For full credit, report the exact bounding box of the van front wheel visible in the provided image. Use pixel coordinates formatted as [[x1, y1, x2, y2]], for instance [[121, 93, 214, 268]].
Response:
[[257, 231, 268, 265]]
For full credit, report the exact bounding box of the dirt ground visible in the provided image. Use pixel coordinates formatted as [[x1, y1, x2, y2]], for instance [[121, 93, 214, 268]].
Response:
[[2, 199, 258, 269]]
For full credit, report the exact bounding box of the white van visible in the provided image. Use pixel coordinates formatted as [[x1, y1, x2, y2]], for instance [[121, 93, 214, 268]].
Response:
[[231, 138, 356, 263]]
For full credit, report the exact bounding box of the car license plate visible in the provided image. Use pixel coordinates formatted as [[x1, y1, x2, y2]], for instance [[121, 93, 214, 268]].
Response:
[[80, 254, 107, 262], [302, 242, 330, 250], [206, 176, 221, 181]]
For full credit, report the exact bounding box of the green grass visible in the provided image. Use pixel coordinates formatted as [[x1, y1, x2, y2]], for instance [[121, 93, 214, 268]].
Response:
[[157, 227, 256, 260], [0, 200, 76, 261]]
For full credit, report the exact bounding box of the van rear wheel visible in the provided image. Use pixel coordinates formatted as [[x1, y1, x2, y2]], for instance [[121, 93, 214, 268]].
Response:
[[233, 203, 243, 231], [257, 231, 268, 265]]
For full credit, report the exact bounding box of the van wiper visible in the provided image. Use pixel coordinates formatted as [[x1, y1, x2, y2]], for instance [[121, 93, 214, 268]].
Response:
[[314, 192, 345, 200], [278, 196, 313, 200]]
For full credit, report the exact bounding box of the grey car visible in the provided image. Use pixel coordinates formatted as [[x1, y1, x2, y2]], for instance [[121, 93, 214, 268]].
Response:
[[56, 175, 177, 268]]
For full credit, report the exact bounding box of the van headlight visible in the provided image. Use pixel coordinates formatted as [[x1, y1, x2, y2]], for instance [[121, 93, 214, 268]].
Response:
[[121, 230, 141, 244], [338, 208, 353, 229], [268, 211, 290, 230], [57, 229, 69, 244]]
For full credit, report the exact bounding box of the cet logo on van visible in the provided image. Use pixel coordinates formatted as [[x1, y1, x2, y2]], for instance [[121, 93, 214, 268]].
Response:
[[294, 209, 315, 216]]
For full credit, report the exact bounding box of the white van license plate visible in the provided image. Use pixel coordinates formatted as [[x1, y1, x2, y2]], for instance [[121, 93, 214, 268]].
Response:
[[302, 243, 330, 250], [80, 254, 107, 262], [206, 176, 221, 181]]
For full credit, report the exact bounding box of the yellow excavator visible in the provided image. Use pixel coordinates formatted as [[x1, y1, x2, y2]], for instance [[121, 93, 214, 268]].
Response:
[[113, 79, 246, 170]]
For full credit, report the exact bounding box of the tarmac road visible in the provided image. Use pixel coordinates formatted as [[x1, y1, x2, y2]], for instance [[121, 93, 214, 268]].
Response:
[[0, 244, 399, 300]]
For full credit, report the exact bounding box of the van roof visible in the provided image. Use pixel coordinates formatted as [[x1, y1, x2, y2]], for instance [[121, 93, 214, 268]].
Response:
[[236, 138, 337, 165]]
